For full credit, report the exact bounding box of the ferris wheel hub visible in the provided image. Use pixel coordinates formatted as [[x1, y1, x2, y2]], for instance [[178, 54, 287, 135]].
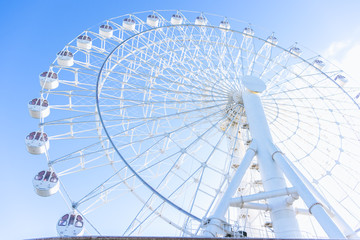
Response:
[[224, 91, 245, 124], [232, 91, 243, 105]]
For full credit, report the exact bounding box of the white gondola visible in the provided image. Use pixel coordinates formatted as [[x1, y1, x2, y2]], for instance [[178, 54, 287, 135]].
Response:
[[289, 47, 302, 57], [56, 212, 85, 237], [39, 71, 59, 90], [334, 74, 348, 87], [33, 170, 59, 197], [195, 15, 207, 26], [76, 35, 92, 50], [219, 20, 230, 30], [28, 98, 50, 119], [267, 35, 278, 45], [99, 24, 113, 38], [57, 50, 74, 67], [233, 230, 247, 238], [123, 18, 136, 31], [25, 131, 49, 155], [243, 27, 254, 37], [147, 14, 159, 27], [355, 92, 360, 100], [171, 14, 183, 25], [313, 59, 325, 70]]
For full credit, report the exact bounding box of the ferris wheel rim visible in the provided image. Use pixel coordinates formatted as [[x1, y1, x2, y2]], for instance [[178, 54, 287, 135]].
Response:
[[96, 22, 360, 231], [29, 9, 360, 237]]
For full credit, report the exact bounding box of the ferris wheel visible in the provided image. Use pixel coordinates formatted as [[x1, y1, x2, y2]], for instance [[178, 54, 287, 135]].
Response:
[[27, 10, 360, 239]]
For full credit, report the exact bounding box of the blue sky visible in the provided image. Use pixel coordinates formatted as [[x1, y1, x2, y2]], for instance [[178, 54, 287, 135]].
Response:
[[1, 0, 360, 239]]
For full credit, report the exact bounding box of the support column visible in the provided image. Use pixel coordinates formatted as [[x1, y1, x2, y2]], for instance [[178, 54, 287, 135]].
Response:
[[202, 142, 257, 237], [273, 151, 346, 239], [241, 76, 301, 238]]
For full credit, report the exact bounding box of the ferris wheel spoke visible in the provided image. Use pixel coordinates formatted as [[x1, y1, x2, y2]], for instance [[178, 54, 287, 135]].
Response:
[[108, 105, 227, 173], [265, 80, 325, 98], [281, 139, 343, 179], [143, 26, 235, 88], [163, 104, 245, 216], [40, 112, 97, 126], [264, 105, 344, 150], [53, 60, 103, 75], [126, 156, 222, 235], [192, 31, 243, 88], [313, 178, 360, 224], [73, 60, 103, 70], [239, 34, 255, 73], [76, 172, 137, 207], [270, 62, 315, 86], [162, 65, 235, 96], [264, 69, 345, 101], [267, 81, 349, 101], [76, 145, 196, 210], [52, 153, 117, 176], [48, 125, 104, 140], [111, 102, 242, 232], [190, 31, 233, 70], [166, 44, 236, 94], [252, 35, 277, 73], [102, 53, 230, 98], [100, 101, 227, 132], [322, 168, 360, 199], [49, 107, 96, 114], [276, 140, 327, 180], [102, 35, 235, 95], [40, 89, 96, 95], [125, 166, 206, 235], [264, 100, 360, 132], [264, 106, 332, 143], [102, 109, 224, 173], [84, 105, 225, 163], [51, 79, 97, 90], [107, 31, 191, 69], [56, 66, 100, 79], [222, 44, 242, 87], [262, 100, 349, 120], [99, 83, 228, 101], [263, 94, 333, 162], [58, 160, 119, 177], [49, 139, 113, 166], [266, 112, 325, 158], [260, 46, 291, 77], [268, 113, 356, 155], [63, 164, 146, 217], [41, 118, 101, 127], [125, 198, 194, 236]]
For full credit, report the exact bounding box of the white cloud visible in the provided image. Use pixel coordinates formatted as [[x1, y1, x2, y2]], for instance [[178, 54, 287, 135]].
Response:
[[322, 39, 360, 86], [340, 44, 360, 80], [323, 40, 352, 59]]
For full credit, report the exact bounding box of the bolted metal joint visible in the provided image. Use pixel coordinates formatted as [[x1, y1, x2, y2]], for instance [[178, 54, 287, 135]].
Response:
[[309, 202, 325, 215]]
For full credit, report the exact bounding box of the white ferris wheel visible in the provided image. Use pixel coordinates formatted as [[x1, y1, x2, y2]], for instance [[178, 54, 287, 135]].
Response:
[[27, 10, 360, 239]]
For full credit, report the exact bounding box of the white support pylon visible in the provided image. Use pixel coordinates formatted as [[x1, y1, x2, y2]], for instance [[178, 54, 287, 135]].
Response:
[[203, 75, 350, 239], [241, 76, 302, 238], [202, 141, 257, 237], [272, 151, 346, 239], [241, 75, 347, 239]]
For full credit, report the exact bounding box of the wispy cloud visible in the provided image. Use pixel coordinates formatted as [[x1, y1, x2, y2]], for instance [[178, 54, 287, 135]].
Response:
[[323, 39, 360, 85]]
